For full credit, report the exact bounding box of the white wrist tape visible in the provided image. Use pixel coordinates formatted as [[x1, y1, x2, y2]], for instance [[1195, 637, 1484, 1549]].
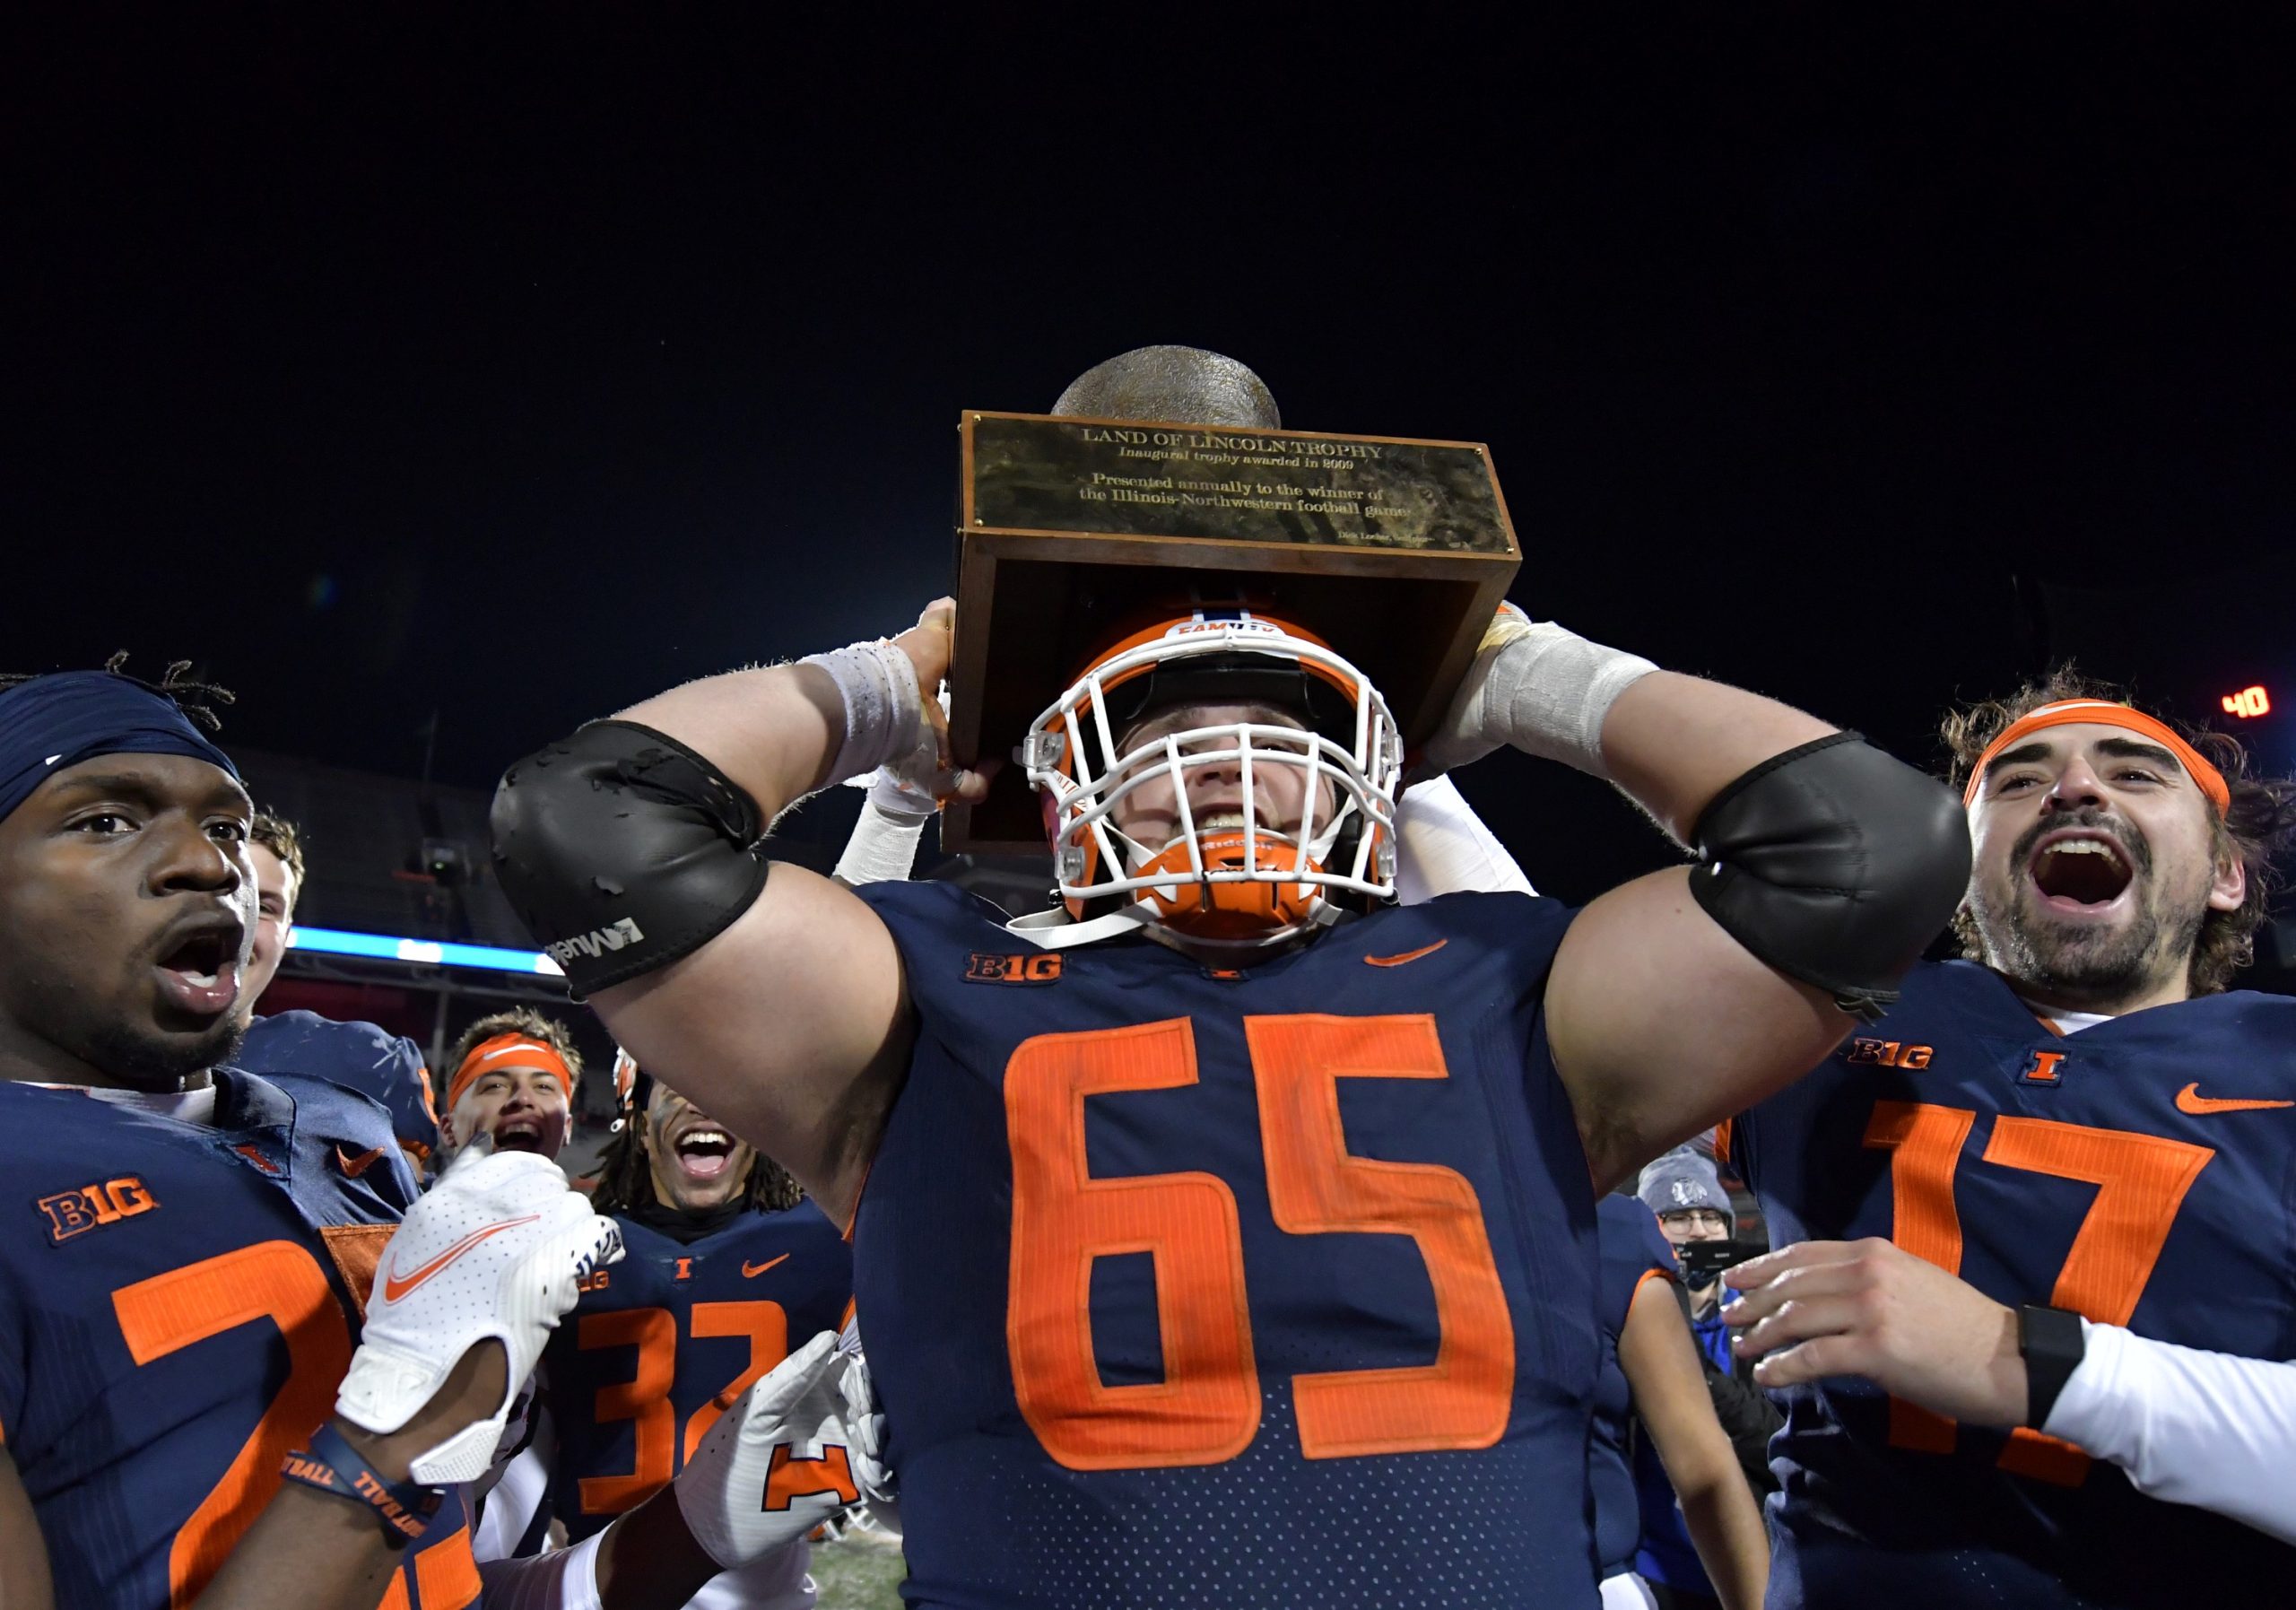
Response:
[[474, 1530, 604, 1610], [800, 640, 926, 788], [1481, 618, 1657, 779], [835, 800, 932, 886], [1429, 608, 1657, 780], [1394, 774, 1536, 904]]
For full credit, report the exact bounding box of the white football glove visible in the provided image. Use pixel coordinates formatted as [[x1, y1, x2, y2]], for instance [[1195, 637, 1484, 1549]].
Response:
[[836, 1317, 894, 1506], [336, 1141, 623, 1484], [675, 1330, 868, 1569]]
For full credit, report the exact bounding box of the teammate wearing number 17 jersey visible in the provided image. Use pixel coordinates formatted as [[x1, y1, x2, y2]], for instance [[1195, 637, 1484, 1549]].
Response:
[[1720, 674, 2296, 1606], [490, 351, 1969, 1606]]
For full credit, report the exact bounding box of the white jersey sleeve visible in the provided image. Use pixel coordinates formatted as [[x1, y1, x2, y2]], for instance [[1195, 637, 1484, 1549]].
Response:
[[1394, 773, 1535, 904], [2044, 1319, 2296, 1545]]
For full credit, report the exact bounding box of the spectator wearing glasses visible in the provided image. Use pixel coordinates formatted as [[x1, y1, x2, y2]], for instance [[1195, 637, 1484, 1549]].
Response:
[[1631, 1149, 1780, 1610]]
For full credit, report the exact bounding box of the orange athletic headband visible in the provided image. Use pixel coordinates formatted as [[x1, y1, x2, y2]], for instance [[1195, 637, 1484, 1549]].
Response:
[[1963, 700, 2230, 814], [447, 1033, 573, 1113]]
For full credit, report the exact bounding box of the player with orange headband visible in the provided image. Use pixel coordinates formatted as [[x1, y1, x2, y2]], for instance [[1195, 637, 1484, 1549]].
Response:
[[1708, 670, 2296, 1603], [423, 1014, 871, 1606], [438, 1010, 581, 1162]]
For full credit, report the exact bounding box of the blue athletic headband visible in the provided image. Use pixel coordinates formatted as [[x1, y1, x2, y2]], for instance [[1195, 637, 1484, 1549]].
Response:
[[0, 669, 240, 825]]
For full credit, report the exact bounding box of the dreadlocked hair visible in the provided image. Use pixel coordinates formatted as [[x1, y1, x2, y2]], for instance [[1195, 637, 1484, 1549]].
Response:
[[1941, 666, 2296, 995], [0, 653, 238, 732], [586, 1111, 804, 1214]]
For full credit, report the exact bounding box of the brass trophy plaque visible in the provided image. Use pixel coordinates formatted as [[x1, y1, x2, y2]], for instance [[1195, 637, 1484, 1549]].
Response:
[[944, 411, 1521, 856]]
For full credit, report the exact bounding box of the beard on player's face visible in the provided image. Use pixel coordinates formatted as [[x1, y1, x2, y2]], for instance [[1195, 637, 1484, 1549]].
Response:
[[4, 941, 246, 1089], [82, 1010, 247, 1089], [1967, 805, 2210, 1008]]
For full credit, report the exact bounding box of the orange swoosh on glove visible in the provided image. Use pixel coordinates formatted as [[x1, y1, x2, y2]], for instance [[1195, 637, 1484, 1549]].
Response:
[[381, 1214, 542, 1302]]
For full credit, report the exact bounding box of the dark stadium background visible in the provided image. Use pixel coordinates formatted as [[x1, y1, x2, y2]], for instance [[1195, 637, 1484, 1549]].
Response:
[[8, 10, 2296, 1081]]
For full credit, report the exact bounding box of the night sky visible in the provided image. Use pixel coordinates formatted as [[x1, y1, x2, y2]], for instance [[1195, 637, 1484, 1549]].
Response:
[[10, 10, 2296, 912]]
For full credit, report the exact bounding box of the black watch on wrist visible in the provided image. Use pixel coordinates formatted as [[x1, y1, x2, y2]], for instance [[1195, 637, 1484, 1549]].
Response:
[[2018, 1303, 2086, 1431]]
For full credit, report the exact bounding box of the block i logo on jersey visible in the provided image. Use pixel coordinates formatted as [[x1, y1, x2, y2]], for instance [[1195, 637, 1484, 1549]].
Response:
[[2018, 1049, 2068, 1086], [37, 1177, 159, 1243]]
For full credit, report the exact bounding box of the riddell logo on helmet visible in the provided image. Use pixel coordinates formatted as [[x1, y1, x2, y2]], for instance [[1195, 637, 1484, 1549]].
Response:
[[1164, 614, 1282, 640], [547, 918, 645, 965]]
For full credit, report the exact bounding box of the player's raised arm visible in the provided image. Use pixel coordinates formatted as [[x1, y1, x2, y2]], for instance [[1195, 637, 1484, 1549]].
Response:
[[491, 601, 981, 1222], [1423, 609, 1969, 1187]]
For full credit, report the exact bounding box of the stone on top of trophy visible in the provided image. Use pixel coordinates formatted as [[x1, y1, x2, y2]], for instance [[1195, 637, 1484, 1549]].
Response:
[[1051, 345, 1281, 430]]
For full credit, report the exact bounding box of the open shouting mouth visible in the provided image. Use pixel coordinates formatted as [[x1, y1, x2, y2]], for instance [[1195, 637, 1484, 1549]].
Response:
[[153, 911, 247, 1018], [2027, 828, 2136, 917], [671, 1122, 738, 1182], [491, 1112, 552, 1154]]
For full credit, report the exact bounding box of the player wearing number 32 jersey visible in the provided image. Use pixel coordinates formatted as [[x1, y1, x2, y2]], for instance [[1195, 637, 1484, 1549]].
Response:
[[527, 1055, 851, 1610], [491, 356, 1970, 1606], [1722, 678, 2296, 1605]]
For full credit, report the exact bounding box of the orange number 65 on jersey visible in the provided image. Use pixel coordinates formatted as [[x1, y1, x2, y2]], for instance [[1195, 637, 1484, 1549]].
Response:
[[1005, 1014, 1514, 1472]]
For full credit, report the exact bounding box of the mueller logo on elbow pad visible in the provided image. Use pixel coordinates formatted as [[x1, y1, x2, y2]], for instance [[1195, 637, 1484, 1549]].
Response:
[[546, 917, 647, 966]]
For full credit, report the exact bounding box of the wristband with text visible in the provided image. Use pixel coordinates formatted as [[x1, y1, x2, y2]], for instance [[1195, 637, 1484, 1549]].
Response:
[[2019, 1303, 2087, 1431], [279, 1422, 445, 1549]]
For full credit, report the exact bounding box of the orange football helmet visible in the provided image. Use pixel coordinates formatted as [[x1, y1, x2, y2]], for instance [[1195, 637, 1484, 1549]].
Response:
[[1022, 609, 1402, 955]]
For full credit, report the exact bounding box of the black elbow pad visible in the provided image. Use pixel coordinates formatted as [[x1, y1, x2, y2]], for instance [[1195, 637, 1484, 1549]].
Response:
[[490, 720, 771, 996], [1687, 732, 1970, 1022]]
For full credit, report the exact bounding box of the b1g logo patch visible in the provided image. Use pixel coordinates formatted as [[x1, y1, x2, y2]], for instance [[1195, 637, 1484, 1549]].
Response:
[[1845, 1038, 1934, 1070], [964, 952, 1063, 986], [38, 1176, 159, 1244]]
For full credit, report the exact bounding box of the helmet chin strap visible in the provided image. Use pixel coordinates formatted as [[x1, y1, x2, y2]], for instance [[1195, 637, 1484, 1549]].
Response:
[[1002, 893, 1352, 960], [1130, 901, 1353, 964]]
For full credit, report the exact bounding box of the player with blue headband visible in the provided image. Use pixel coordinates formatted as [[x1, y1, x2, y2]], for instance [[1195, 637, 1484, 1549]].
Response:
[[0, 658, 629, 1608], [0, 659, 848, 1610], [0, 659, 256, 1075]]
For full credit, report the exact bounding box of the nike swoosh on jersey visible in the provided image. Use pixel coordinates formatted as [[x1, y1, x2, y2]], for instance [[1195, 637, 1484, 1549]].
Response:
[[2175, 1082, 2294, 1116], [1365, 939, 1448, 968], [743, 1254, 791, 1278], [335, 1144, 388, 1179], [381, 1214, 542, 1302]]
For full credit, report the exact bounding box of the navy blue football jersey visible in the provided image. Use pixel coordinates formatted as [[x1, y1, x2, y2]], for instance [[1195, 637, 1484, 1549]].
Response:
[[0, 1070, 480, 1610], [1590, 1194, 1680, 1576], [240, 1009, 441, 1171], [539, 1204, 852, 1541], [850, 880, 1604, 1609], [1728, 960, 2296, 1605]]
